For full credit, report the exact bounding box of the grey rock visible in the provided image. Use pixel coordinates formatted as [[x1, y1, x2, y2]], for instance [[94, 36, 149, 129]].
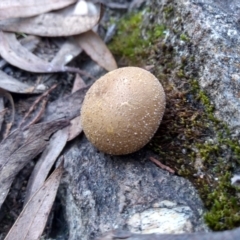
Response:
[[55, 0, 240, 239], [147, 0, 240, 134], [60, 136, 207, 240], [96, 227, 240, 240]]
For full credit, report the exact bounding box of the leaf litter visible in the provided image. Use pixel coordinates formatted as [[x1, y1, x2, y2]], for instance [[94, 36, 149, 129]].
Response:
[[24, 75, 88, 204], [50, 38, 82, 67], [0, 31, 83, 73], [75, 30, 118, 71], [0, 0, 77, 20], [19, 84, 57, 130], [0, 70, 45, 93], [0, 119, 69, 209], [68, 74, 87, 141], [4, 162, 64, 240], [0, 1, 101, 37], [24, 129, 68, 205], [0, 0, 119, 238], [0, 35, 40, 69]]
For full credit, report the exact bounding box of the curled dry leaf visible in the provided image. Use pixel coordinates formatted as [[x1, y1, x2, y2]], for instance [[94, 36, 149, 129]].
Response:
[[51, 38, 82, 67], [0, 35, 40, 69], [0, 119, 69, 209], [0, 0, 77, 20], [4, 163, 64, 240], [24, 128, 68, 204], [0, 31, 81, 73], [0, 70, 45, 93], [0, 1, 101, 37], [75, 30, 118, 71]]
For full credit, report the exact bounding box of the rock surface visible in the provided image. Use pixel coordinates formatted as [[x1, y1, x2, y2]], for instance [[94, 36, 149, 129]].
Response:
[[55, 0, 240, 239], [60, 136, 206, 240], [148, 0, 240, 134], [97, 227, 240, 240]]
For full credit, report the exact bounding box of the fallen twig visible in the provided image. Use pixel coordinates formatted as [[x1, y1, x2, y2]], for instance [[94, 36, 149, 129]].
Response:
[[149, 156, 175, 174], [19, 84, 57, 129]]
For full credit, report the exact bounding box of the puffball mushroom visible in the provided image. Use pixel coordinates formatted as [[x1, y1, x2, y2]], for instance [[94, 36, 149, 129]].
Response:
[[81, 67, 166, 155]]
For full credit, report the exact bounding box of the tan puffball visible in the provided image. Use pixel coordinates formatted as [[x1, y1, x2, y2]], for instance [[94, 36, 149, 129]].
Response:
[[81, 67, 166, 155]]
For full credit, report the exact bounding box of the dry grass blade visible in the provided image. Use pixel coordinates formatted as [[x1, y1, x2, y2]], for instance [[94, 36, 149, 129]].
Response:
[[0, 87, 15, 139], [68, 74, 86, 141], [4, 163, 64, 240], [0, 70, 45, 93], [51, 38, 82, 66], [0, 1, 101, 37], [0, 119, 69, 209], [0, 0, 77, 20], [75, 30, 118, 71], [24, 128, 68, 204]]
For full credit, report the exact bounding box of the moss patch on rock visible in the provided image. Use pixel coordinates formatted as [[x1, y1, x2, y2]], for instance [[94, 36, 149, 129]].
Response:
[[108, 8, 240, 231], [108, 10, 166, 65]]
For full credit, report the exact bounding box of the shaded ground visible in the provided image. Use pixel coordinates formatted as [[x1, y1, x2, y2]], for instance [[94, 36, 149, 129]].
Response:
[[1, 0, 240, 239]]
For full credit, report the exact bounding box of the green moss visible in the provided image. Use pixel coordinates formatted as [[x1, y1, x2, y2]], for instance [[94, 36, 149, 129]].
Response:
[[180, 33, 190, 42], [204, 173, 240, 230], [108, 11, 166, 65], [108, 12, 144, 63], [152, 25, 166, 39], [108, 7, 240, 231], [189, 80, 240, 230], [176, 69, 185, 78], [163, 5, 174, 18]]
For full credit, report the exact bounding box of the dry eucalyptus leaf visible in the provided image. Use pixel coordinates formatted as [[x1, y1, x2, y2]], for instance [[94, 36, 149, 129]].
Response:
[[68, 74, 86, 141], [72, 73, 87, 92], [0, 1, 101, 37], [0, 119, 69, 209], [0, 31, 81, 73], [0, 70, 45, 93], [4, 163, 64, 240], [0, 35, 40, 69], [75, 30, 118, 71], [0, 0, 77, 20], [88, 0, 129, 9], [51, 38, 82, 67], [43, 86, 90, 122], [0, 97, 5, 131], [19, 35, 41, 51], [24, 128, 68, 204]]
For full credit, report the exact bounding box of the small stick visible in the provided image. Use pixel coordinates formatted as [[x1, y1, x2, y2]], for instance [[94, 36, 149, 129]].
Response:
[[22, 97, 48, 130], [19, 84, 57, 129], [149, 157, 175, 174]]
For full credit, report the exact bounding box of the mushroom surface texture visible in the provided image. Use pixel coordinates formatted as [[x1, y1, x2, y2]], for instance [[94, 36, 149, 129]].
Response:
[[81, 67, 166, 155]]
